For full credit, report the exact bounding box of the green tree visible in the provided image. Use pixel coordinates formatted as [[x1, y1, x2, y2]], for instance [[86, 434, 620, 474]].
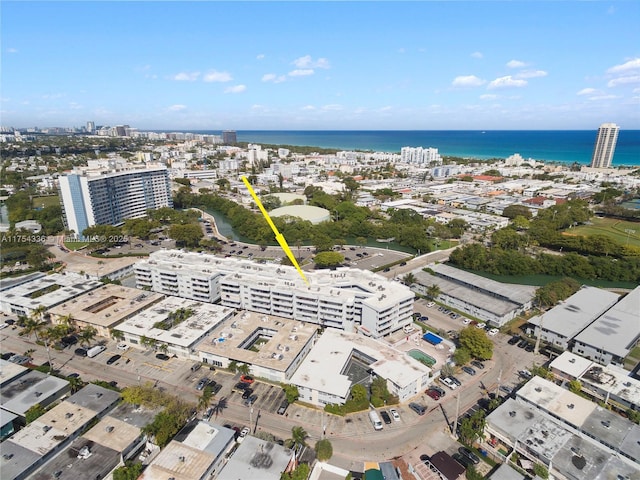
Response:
[[453, 347, 471, 366], [168, 223, 204, 247], [458, 409, 486, 446], [198, 385, 214, 411], [291, 426, 308, 447], [568, 379, 582, 394], [314, 251, 345, 268], [25, 403, 47, 423], [465, 467, 484, 480], [402, 272, 416, 286], [315, 438, 333, 461], [281, 384, 300, 404], [227, 360, 239, 373], [502, 204, 532, 220], [77, 326, 98, 347], [458, 327, 493, 360], [280, 463, 310, 480], [112, 462, 143, 480], [237, 363, 250, 375], [426, 284, 441, 299], [533, 463, 549, 479]]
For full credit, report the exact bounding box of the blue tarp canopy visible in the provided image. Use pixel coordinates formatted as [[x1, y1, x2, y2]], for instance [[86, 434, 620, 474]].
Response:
[[423, 332, 443, 345]]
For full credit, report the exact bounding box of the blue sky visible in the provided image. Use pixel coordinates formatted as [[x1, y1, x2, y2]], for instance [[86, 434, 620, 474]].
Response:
[[2, 1, 639, 130]]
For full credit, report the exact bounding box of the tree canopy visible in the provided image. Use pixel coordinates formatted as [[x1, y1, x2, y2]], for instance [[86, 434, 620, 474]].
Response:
[[458, 327, 493, 360]]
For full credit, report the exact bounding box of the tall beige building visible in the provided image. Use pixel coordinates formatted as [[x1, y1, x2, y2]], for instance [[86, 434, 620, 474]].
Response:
[[590, 122, 619, 168]]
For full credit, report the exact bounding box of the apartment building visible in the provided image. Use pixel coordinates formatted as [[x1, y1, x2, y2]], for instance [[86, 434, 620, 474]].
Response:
[[59, 165, 172, 237], [135, 250, 414, 338]]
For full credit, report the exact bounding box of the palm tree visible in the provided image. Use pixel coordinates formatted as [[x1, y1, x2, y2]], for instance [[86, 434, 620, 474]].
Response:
[[402, 272, 416, 286], [77, 326, 98, 347], [291, 426, 308, 448], [426, 284, 441, 300], [67, 375, 84, 394], [237, 363, 250, 375], [198, 385, 214, 412], [158, 343, 169, 355], [110, 329, 125, 341], [21, 317, 47, 341], [41, 326, 64, 374], [57, 313, 75, 334]]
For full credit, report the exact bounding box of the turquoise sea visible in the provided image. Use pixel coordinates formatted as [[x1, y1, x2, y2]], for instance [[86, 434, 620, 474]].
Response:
[[204, 130, 640, 167]]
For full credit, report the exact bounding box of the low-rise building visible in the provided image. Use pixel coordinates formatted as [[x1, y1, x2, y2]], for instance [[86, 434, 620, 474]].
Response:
[[216, 435, 292, 480], [413, 264, 535, 326], [196, 310, 318, 382], [290, 328, 431, 406], [0, 370, 70, 423], [0, 272, 102, 316], [527, 286, 619, 350], [48, 284, 164, 338], [572, 286, 640, 367], [116, 297, 235, 359]]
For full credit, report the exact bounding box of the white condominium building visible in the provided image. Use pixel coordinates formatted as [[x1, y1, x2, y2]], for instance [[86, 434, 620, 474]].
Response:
[[590, 122, 619, 168], [59, 165, 172, 238], [135, 250, 415, 338], [401, 146, 443, 165]]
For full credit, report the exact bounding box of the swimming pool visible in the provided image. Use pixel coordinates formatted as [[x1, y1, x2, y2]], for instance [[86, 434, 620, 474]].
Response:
[[408, 349, 437, 367]]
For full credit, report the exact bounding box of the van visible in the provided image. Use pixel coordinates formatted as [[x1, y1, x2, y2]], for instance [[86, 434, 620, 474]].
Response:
[[369, 410, 383, 430], [86, 345, 106, 358], [191, 362, 202, 372]]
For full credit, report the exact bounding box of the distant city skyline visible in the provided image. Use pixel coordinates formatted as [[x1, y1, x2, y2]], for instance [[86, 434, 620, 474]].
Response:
[[2, 2, 639, 130]]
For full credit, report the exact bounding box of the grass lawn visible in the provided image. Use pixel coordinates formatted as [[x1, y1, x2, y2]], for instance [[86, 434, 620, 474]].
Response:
[[64, 241, 89, 251], [32, 195, 60, 209], [565, 217, 640, 248]]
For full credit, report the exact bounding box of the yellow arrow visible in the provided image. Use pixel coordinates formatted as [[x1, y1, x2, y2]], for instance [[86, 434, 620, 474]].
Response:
[[241, 176, 309, 285]]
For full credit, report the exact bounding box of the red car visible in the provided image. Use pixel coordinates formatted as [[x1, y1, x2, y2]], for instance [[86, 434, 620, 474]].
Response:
[[240, 375, 254, 384], [426, 388, 441, 400]]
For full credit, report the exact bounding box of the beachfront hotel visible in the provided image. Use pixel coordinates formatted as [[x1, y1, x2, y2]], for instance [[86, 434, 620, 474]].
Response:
[[135, 250, 415, 338], [58, 165, 172, 238], [590, 122, 619, 168]]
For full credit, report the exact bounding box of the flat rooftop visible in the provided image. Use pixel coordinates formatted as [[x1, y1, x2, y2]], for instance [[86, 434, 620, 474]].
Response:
[[196, 310, 317, 373], [10, 403, 95, 456], [290, 328, 430, 398], [48, 284, 163, 329], [217, 436, 291, 480], [549, 351, 594, 379], [82, 415, 142, 452], [0, 358, 30, 387], [574, 286, 640, 358], [0, 371, 69, 416], [65, 383, 121, 414], [177, 420, 235, 458], [0, 440, 43, 480], [528, 286, 619, 339], [413, 270, 530, 317], [141, 441, 217, 480], [580, 363, 640, 408], [0, 272, 102, 311], [117, 296, 235, 348], [517, 376, 596, 428]]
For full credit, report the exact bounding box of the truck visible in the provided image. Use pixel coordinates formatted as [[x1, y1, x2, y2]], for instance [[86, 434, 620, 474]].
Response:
[[369, 410, 383, 431], [86, 345, 106, 358]]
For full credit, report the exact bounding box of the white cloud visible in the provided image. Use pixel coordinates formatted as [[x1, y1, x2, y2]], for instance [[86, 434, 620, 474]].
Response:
[[203, 70, 232, 82], [488, 76, 527, 89], [289, 69, 314, 77], [452, 75, 485, 87], [588, 94, 620, 101], [292, 55, 330, 69], [516, 70, 548, 79], [42, 93, 65, 99], [262, 73, 286, 83], [256, 54, 265, 60], [577, 88, 597, 96], [321, 104, 343, 111], [479, 94, 498, 100], [471, 52, 483, 59], [168, 104, 187, 111], [379, 106, 393, 112], [6, 48, 18, 54], [607, 58, 640, 74], [607, 75, 640, 87], [302, 105, 316, 111], [69, 102, 82, 110], [173, 72, 200, 81], [224, 84, 246, 94], [506, 60, 527, 68]]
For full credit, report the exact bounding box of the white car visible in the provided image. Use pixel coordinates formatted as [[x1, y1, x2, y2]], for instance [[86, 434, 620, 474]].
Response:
[[476, 322, 486, 329], [390, 408, 400, 422], [441, 376, 458, 390], [426, 302, 435, 308], [0, 322, 8, 330], [462, 318, 471, 325], [238, 426, 250, 443], [117, 343, 129, 351], [488, 328, 499, 336]]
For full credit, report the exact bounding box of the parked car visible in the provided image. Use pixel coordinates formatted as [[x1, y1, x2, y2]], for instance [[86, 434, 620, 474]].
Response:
[[426, 301, 435, 307], [471, 360, 485, 370], [441, 376, 458, 390], [106, 354, 121, 365], [390, 408, 400, 422], [508, 335, 521, 345], [431, 385, 446, 397], [426, 388, 441, 400], [458, 447, 480, 465], [409, 402, 426, 415], [525, 343, 535, 352], [1, 352, 16, 360], [462, 366, 477, 376], [240, 375, 254, 384], [449, 376, 462, 387], [238, 426, 250, 443], [500, 385, 513, 394], [488, 328, 499, 336], [196, 378, 209, 391], [75, 347, 87, 357], [244, 394, 258, 406], [380, 410, 392, 424], [277, 400, 289, 415], [155, 353, 170, 361], [453, 453, 474, 468], [517, 339, 529, 349], [241, 388, 254, 399], [117, 343, 128, 351], [476, 322, 486, 329]]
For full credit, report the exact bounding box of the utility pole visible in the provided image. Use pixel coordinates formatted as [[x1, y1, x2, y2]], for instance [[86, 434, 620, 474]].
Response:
[[452, 393, 461, 437]]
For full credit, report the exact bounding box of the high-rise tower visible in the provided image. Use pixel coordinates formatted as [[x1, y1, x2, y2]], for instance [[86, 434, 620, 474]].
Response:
[[590, 123, 619, 168]]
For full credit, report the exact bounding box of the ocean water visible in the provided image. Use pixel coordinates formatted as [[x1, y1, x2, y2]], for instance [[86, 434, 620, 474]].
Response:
[[216, 130, 640, 167]]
